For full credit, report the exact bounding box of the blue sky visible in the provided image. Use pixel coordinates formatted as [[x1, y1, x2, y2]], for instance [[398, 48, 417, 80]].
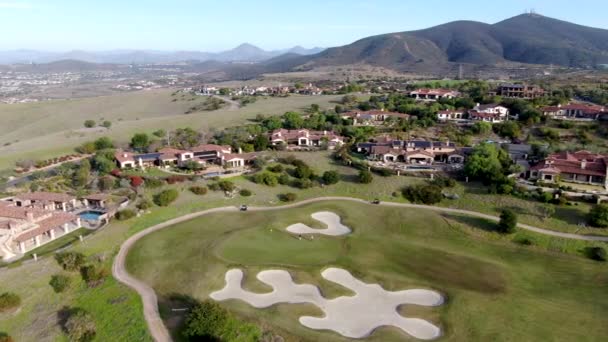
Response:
[[1, 0, 607, 51]]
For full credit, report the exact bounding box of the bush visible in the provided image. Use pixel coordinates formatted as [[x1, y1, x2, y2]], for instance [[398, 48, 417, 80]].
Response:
[[0, 292, 21, 312], [372, 168, 393, 177], [267, 164, 284, 173], [498, 209, 517, 234], [280, 193, 297, 202], [588, 204, 608, 228], [64, 308, 96, 342], [189, 186, 208, 195], [218, 180, 236, 192], [294, 178, 313, 189], [584, 247, 607, 261], [358, 170, 373, 184], [144, 178, 164, 188], [166, 175, 187, 184], [80, 264, 108, 287], [252, 172, 278, 186], [49, 274, 71, 293], [0, 333, 14, 342], [277, 173, 290, 185], [136, 199, 152, 210], [429, 175, 456, 188], [129, 176, 144, 188], [322, 170, 340, 185], [182, 301, 228, 340], [55, 252, 86, 271], [402, 184, 443, 205], [83, 120, 96, 128], [239, 189, 252, 197], [153, 189, 179, 206], [115, 209, 136, 221], [512, 236, 534, 246]]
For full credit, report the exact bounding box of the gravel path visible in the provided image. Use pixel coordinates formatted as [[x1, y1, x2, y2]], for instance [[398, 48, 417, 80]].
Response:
[[113, 197, 608, 342]]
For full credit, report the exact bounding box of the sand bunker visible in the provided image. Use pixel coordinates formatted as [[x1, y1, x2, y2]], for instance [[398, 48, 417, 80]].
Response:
[[285, 212, 351, 236], [211, 268, 444, 340]]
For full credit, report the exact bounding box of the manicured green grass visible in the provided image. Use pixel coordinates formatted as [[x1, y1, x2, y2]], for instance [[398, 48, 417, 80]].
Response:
[[126, 201, 608, 342]]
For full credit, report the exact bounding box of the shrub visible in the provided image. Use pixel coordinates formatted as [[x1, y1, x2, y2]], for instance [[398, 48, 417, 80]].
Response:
[[402, 184, 443, 205], [322, 170, 340, 185], [293, 165, 314, 179], [277, 173, 290, 185], [267, 164, 284, 173], [588, 204, 608, 228], [498, 209, 517, 234], [0, 292, 21, 312], [64, 308, 96, 342], [294, 178, 313, 189], [49, 274, 71, 293], [252, 172, 278, 186], [512, 236, 534, 246], [190, 186, 208, 195], [55, 252, 86, 271], [153, 189, 179, 206], [83, 120, 96, 128], [208, 182, 220, 191], [218, 180, 236, 192], [584, 247, 606, 261], [182, 301, 228, 340], [280, 193, 297, 202], [129, 176, 144, 188], [239, 189, 252, 197], [136, 199, 152, 210], [165, 175, 187, 184], [358, 170, 373, 184], [144, 178, 164, 188], [115, 209, 136, 221], [80, 264, 108, 287], [0, 333, 14, 342], [429, 175, 456, 188], [372, 168, 393, 177]]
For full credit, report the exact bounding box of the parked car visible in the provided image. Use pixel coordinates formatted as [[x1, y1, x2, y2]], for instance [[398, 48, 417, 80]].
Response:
[[240, 204, 248, 211]]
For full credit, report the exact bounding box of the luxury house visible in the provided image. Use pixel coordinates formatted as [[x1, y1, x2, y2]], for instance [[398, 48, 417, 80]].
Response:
[[114, 144, 256, 170], [269, 129, 345, 149], [528, 150, 608, 189], [494, 84, 545, 99], [357, 138, 464, 164], [0, 197, 81, 259], [541, 103, 607, 120], [341, 110, 410, 126], [408, 88, 461, 101], [436, 110, 465, 121], [468, 103, 509, 123]]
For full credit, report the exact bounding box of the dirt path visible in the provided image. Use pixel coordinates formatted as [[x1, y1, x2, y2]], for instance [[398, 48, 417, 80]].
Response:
[[113, 197, 608, 342], [211, 95, 240, 111]]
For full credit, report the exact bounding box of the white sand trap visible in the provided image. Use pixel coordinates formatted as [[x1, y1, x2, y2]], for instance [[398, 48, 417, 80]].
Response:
[[211, 268, 444, 340], [285, 211, 351, 236]]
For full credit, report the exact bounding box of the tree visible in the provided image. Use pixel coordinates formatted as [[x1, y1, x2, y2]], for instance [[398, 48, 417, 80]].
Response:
[[494, 121, 521, 139], [83, 120, 96, 128], [64, 309, 96, 342], [402, 184, 443, 205], [358, 170, 373, 184], [97, 176, 115, 191], [91, 154, 115, 175], [101, 120, 112, 129], [182, 301, 228, 340], [0, 292, 21, 312], [76, 141, 96, 154], [294, 165, 314, 180], [153, 189, 179, 206], [152, 129, 166, 138], [280, 193, 297, 202], [130, 133, 150, 152], [115, 209, 136, 220], [539, 204, 555, 220], [322, 170, 340, 185], [584, 247, 606, 262], [218, 180, 236, 192], [464, 143, 511, 183], [498, 209, 517, 233], [471, 121, 492, 136], [283, 111, 304, 129], [49, 274, 71, 293], [588, 204, 608, 228], [0, 333, 14, 342], [253, 134, 269, 151], [93, 137, 114, 150], [55, 252, 86, 271], [252, 172, 278, 186]]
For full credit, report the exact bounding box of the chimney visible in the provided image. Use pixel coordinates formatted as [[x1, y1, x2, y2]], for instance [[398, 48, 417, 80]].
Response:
[[238, 147, 243, 154], [123, 153, 128, 158], [581, 159, 587, 170]]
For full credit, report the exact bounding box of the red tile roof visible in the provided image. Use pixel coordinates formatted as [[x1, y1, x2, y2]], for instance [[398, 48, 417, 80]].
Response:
[[16, 192, 75, 203], [0, 205, 49, 220], [14, 212, 77, 242], [531, 151, 608, 177]]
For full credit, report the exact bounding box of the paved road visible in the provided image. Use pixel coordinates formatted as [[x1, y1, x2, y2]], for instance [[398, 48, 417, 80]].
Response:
[[112, 197, 608, 342]]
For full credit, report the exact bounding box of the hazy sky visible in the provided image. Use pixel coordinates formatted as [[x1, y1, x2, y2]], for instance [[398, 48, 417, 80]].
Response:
[[2, 0, 607, 51]]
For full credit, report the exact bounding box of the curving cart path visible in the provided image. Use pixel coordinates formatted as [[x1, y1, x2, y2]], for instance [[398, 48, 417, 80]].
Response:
[[112, 197, 608, 342]]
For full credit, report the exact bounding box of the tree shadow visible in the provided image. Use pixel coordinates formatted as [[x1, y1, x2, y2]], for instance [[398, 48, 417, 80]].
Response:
[[158, 293, 200, 342], [443, 213, 498, 233], [553, 206, 587, 225]]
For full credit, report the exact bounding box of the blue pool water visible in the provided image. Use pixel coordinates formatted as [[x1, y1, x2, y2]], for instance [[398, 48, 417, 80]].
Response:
[[79, 211, 104, 221]]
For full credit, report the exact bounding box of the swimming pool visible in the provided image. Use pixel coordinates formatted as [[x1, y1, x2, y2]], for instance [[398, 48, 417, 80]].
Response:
[[79, 210, 105, 221]]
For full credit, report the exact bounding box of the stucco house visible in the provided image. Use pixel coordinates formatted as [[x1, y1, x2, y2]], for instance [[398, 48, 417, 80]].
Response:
[[528, 150, 608, 189], [468, 103, 509, 123], [269, 129, 345, 149]]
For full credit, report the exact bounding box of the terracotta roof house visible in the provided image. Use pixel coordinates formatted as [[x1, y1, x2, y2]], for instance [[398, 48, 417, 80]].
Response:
[[469, 103, 509, 123], [528, 150, 608, 189], [341, 110, 410, 126], [358, 138, 462, 164], [541, 103, 606, 120], [13, 192, 77, 212], [0, 200, 81, 259], [269, 129, 345, 150], [408, 88, 461, 101], [496, 84, 545, 99]]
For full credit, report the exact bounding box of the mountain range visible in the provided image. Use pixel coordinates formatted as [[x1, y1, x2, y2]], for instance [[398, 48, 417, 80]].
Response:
[[0, 44, 325, 65]]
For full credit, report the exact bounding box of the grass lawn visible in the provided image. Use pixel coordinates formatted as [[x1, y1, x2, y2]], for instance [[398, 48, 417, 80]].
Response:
[[0, 92, 343, 170], [126, 200, 608, 342]]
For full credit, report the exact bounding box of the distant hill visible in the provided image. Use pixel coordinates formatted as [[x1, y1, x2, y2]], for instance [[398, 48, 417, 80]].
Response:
[[266, 13, 608, 73], [0, 44, 326, 65]]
